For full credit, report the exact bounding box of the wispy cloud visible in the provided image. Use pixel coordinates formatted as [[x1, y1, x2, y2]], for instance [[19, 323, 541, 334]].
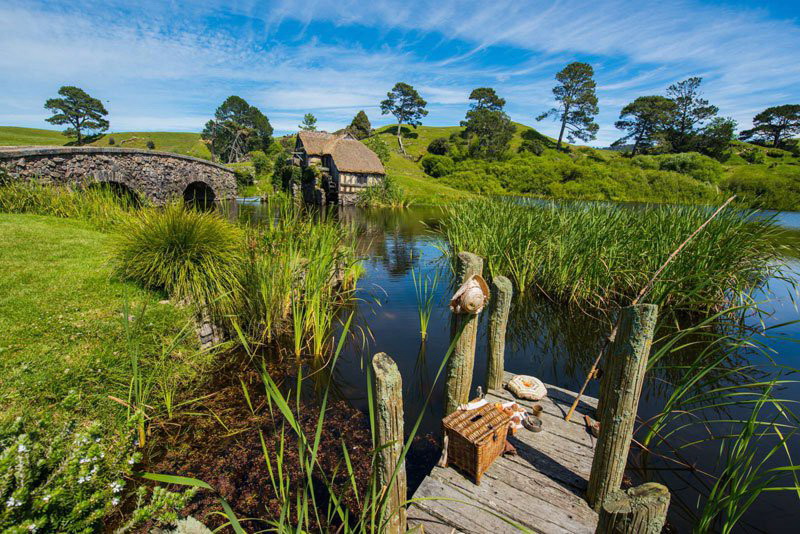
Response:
[[0, 0, 797, 145]]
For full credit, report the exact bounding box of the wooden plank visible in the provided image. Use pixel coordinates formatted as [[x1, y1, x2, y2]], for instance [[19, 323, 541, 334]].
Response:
[[409, 383, 599, 534]]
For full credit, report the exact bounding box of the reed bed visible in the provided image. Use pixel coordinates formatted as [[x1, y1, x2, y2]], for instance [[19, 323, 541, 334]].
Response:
[[411, 253, 440, 341], [439, 198, 789, 311]]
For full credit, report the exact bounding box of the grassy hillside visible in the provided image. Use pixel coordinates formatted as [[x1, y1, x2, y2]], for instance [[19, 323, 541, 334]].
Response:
[[0, 126, 211, 160]]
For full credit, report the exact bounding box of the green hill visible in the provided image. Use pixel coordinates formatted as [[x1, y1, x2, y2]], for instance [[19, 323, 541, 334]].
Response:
[[0, 126, 211, 160]]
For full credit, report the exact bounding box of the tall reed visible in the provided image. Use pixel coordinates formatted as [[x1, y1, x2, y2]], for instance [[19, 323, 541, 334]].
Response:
[[439, 198, 788, 311], [410, 253, 440, 341]]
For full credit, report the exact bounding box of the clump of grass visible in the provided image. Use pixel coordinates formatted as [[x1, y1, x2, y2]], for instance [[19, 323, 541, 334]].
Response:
[[439, 198, 788, 310], [0, 180, 136, 231], [356, 175, 412, 208], [411, 253, 440, 341], [111, 202, 244, 319]]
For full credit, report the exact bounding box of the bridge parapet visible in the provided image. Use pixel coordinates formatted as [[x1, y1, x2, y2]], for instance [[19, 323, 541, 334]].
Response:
[[0, 146, 237, 204]]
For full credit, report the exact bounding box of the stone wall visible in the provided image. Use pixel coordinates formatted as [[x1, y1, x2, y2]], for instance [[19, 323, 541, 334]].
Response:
[[0, 147, 237, 204]]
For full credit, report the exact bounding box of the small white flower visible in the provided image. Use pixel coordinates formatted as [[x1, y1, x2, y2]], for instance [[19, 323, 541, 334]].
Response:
[[79, 457, 89, 464], [77, 476, 86, 484], [111, 497, 120, 506], [127, 457, 135, 465], [110, 481, 124, 493], [6, 497, 22, 507], [17, 444, 28, 453], [28, 524, 37, 532], [94, 438, 101, 443], [42, 495, 51, 503]]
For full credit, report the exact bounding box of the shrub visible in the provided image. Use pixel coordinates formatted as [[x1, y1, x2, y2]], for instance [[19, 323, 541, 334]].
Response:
[[146, 140, 156, 150], [518, 139, 545, 156], [250, 150, 271, 177], [741, 148, 766, 164], [766, 149, 785, 158], [630, 155, 659, 170], [362, 135, 390, 164], [0, 418, 195, 533], [111, 202, 244, 319], [108, 137, 115, 145], [657, 152, 723, 183], [420, 154, 455, 177], [356, 175, 408, 208], [233, 167, 253, 187], [427, 137, 451, 155], [440, 171, 504, 195]]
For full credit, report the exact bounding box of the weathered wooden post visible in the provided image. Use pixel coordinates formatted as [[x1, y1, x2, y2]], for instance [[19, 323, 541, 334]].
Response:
[[444, 252, 484, 416], [587, 303, 658, 511], [371, 352, 407, 534], [486, 275, 512, 391], [595, 483, 670, 534]]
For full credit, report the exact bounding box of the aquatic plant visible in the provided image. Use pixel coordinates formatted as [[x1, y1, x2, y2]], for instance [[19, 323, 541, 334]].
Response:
[[410, 253, 440, 341], [439, 198, 789, 311], [356, 175, 411, 208]]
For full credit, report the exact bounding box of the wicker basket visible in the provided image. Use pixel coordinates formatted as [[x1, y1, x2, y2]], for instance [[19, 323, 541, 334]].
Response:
[[442, 402, 511, 484]]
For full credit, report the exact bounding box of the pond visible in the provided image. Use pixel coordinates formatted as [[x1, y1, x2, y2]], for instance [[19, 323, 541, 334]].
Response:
[[235, 199, 800, 532]]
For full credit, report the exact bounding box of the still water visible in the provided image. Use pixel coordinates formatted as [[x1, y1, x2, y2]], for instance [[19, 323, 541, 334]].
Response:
[[237, 199, 799, 532]]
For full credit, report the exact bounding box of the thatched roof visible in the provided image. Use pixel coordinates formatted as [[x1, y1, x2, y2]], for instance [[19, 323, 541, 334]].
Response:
[[297, 131, 385, 175]]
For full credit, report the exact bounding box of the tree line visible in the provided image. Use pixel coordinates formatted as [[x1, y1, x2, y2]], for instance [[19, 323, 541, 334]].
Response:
[[41, 75, 800, 164]]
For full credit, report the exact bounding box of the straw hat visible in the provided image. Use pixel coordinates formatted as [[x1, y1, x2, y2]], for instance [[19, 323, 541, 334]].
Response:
[[506, 375, 547, 401]]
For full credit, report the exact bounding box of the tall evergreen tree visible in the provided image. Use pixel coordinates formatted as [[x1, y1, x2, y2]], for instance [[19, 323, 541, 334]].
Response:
[[537, 62, 599, 149], [462, 87, 515, 159], [299, 113, 317, 131], [739, 105, 800, 147], [44, 86, 109, 145], [614, 96, 676, 155], [202, 96, 272, 163], [347, 110, 372, 140], [664, 77, 718, 152], [380, 82, 428, 154]]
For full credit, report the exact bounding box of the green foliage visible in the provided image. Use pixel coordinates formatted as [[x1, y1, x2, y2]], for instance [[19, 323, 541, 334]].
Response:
[[438, 170, 504, 195], [250, 150, 271, 177], [202, 96, 273, 163], [537, 62, 599, 148], [298, 113, 317, 131], [355, 175, 409, 208], [347, 110, 372, 140], [44, 86, 109, 145], [741, 147, 767, 164], [362, 135, 390, 164], [232, 166, 254, 188], [111, 203, 244, 320], [614, 95, 676, 155], [0, 419, 133, 533], [420, 154, 455, 177], [721, 164, 800, 211], [439, 199, 784, 310], [147, 140, 156, 150], [462, 88, 515, 159], [380, 82, 428, 152], [0, 180, 136, 231], [697, 116, 737, 160], [657, 152, 723, 183], [664, 77, 719, 152], [739, 104, 800, 147], [427, 137, 451, 155]]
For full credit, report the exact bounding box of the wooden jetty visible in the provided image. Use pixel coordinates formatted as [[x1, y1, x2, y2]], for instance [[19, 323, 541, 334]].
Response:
[[371, 253, 669, 534], [407, 372, 600, 534]]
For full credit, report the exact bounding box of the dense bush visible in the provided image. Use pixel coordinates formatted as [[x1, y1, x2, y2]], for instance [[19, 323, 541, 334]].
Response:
[[250, 150, 271, 176], [362, 135, 390, 164], [427, 137, 451, 155], [420, 154, 455, 177], [657, 152, 723, 183], [233, 166, 253, 187], [766, 149, 785, 158], [108, 137, 115, 145], [721, 165, 800, 211], [0, 418, 195, 533], [146, 140, 156, 150], [356, 175, 408, 207], [741, 148, 767, 164], [439, 170, 504, 195]]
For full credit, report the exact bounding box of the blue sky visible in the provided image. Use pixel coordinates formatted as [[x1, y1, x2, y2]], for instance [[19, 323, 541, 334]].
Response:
[[1, 0, 798, 146]]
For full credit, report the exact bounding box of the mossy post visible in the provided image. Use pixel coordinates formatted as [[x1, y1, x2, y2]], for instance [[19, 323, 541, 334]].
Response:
[[595, 483, 670, 534], [487, 275, 512, 390], [371, 352, 407, 534], [587, 303, 658, 511], [444, 252, 483, 416]]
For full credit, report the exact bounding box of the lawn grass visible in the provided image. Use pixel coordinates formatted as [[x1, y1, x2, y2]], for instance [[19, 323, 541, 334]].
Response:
[[0, 213, 207, 429], [0, 126, 211, 160]]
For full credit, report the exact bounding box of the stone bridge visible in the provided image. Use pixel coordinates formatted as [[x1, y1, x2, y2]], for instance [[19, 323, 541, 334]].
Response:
[[0, 146, 237, 205]]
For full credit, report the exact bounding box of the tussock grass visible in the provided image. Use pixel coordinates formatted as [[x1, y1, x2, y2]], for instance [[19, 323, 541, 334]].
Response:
[[439, 198, 788, 311], [111, 202, 244, 320]]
